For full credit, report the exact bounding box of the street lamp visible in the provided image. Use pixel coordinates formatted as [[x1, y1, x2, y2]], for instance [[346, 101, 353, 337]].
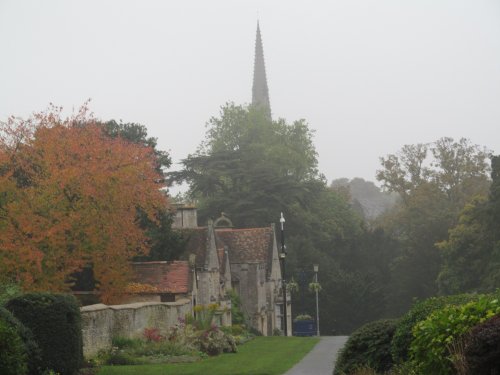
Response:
[[280, 212, 287, 336], [313, 264, 320, 336]]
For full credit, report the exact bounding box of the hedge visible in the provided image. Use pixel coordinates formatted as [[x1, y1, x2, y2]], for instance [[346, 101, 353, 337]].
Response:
[[0, 307, 41, 374], [0, 311, 28, 375], [390, 293, 479, 363], [334, 319, 399, 375], [464, 314, 500, 374], [6, 293, 83, 375]]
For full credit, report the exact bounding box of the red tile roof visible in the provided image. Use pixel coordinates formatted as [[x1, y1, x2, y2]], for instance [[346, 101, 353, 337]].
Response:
[[215, 227, 273, 264], [131, 261, 190, 294]]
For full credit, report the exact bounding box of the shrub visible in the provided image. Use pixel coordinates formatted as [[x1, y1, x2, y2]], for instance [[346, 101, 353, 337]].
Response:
[[193, 325, 237, 356], [111, 336, 143, 350], [228, 290, 245, 325], [0, 283, 22, 306], [143, 327, 163, 342], [0, 313, 28, 375], [410, 296, 500, 375], [334, 319, 399, 375], [391, 293, 478, 363], [6, 293, 83, 375], [463, 314, 500, 374], [0, 307, 41, 374]]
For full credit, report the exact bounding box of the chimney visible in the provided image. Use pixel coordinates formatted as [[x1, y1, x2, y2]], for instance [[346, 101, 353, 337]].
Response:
[[172, 204, 198, 228]]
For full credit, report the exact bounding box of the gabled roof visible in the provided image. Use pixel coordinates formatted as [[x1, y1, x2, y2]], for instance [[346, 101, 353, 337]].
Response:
[[131, 261, 190, 294], [215, 227, 273, 265]]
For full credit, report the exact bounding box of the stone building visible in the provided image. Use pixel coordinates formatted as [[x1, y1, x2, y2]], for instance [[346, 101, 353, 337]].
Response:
[[173, 206, 291, 335]]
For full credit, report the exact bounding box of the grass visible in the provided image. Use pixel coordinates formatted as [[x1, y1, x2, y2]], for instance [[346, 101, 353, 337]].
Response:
[[98, 336, 320, 375]]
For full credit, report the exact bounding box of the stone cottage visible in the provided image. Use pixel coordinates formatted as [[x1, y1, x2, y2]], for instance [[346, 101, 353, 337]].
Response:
[[173, 205, 291, 335]]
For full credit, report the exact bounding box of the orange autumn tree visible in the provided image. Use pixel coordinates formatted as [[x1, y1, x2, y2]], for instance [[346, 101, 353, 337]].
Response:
[[0, 105, 168, 302]]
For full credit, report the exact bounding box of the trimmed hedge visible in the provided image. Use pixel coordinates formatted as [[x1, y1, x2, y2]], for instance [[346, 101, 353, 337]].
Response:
[[464, 314, 500, 374], [6, 293, 83, 375], [390, 293, 478, 363], [0, 307, 41, 374], [0, 311, 28, 375], [334, 319, 399, 375]]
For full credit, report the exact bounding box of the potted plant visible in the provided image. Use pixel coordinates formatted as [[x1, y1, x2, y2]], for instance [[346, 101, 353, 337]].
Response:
[[293, 314, 316, 336]]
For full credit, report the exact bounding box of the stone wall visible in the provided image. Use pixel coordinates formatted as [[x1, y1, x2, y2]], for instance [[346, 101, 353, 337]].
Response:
[[80, 299, 191, 358]]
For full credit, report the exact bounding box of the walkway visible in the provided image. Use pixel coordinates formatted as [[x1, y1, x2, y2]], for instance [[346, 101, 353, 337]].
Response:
[[284, 336, 348, 375]]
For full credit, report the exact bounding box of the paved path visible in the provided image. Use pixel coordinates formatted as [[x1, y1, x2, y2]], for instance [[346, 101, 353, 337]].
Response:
[[283, 336, 348, 375]]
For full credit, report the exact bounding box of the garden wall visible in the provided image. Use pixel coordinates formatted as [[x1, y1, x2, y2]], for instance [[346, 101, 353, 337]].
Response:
[[80, 299, 191, 358]]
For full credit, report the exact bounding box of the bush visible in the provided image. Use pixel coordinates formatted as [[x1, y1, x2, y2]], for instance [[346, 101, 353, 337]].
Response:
[[410, 296, 500, 375], [334, 319, 399, 375], [464, 314, 500, 374], [0, 283, 22, 306], [391, 294, 478, 363], [0, 313, 28, 375], [0, 307, 41, 374], [6, 293, 83, 375], [228, 290, 245, 325], [193, 326, 237, 356]]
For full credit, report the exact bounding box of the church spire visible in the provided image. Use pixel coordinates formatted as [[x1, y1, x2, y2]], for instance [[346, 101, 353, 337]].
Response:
[[252, 22, 271, 120]]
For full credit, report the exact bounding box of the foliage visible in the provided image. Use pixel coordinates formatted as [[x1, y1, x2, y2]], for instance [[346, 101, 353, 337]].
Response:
[[98, 336, 320, 375], [6, 292, 83, 375], [410, 295, 500, 375], [169, 103, 320, 228], [390, 293, 479, 364], [463, 314, 500, 374], [308, 281, 321, 292], [191, 303, 219, 331], [0, 105, 168, 302], [98, 335, 198, 366], [0, 282, 22, 306], [294, 314, 313, 322], [376, 137, 490, 206], [334, 319, 399, 375], [193, 325, 237, 356], [438, 155, 500, 295], [375, 138, 491, 315], [143, 328, 163, 342], [0, 312, 28, 375], [0, 306, 42, 374], [228, 290, 245, 325]]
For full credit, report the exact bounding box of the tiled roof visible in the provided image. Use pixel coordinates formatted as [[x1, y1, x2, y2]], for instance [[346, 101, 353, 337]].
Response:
[[215, 227, 273, 265], [131, 261, 190, 294]]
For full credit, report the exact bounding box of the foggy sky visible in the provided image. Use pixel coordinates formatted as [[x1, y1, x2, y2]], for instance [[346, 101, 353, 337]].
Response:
[[1, 0, 499, 193]]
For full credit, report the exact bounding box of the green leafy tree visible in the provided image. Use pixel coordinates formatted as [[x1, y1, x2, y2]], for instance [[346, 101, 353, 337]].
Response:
[[376, 138, 491, 314], [169, 103, 319, 227], [438, 155, 500, 294]]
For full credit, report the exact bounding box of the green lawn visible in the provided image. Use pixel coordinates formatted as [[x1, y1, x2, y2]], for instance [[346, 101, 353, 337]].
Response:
[[98, 336, 320, 375]]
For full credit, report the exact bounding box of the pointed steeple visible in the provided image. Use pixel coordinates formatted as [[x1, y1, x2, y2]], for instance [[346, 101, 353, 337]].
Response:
[[252, 22, 272, 120]]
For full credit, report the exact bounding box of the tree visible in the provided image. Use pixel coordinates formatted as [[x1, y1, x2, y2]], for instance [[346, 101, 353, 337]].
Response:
[[377, 137, 490, 210], [0, 105, 167, 302], [437, 155, 500, 294], [375, 138, 491, 313], [169, 103, 320, 227]]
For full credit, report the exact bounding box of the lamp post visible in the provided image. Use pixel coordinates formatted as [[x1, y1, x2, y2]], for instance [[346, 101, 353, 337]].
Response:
[[313, 264, 320, 336], [280, 212, 287, 336]]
